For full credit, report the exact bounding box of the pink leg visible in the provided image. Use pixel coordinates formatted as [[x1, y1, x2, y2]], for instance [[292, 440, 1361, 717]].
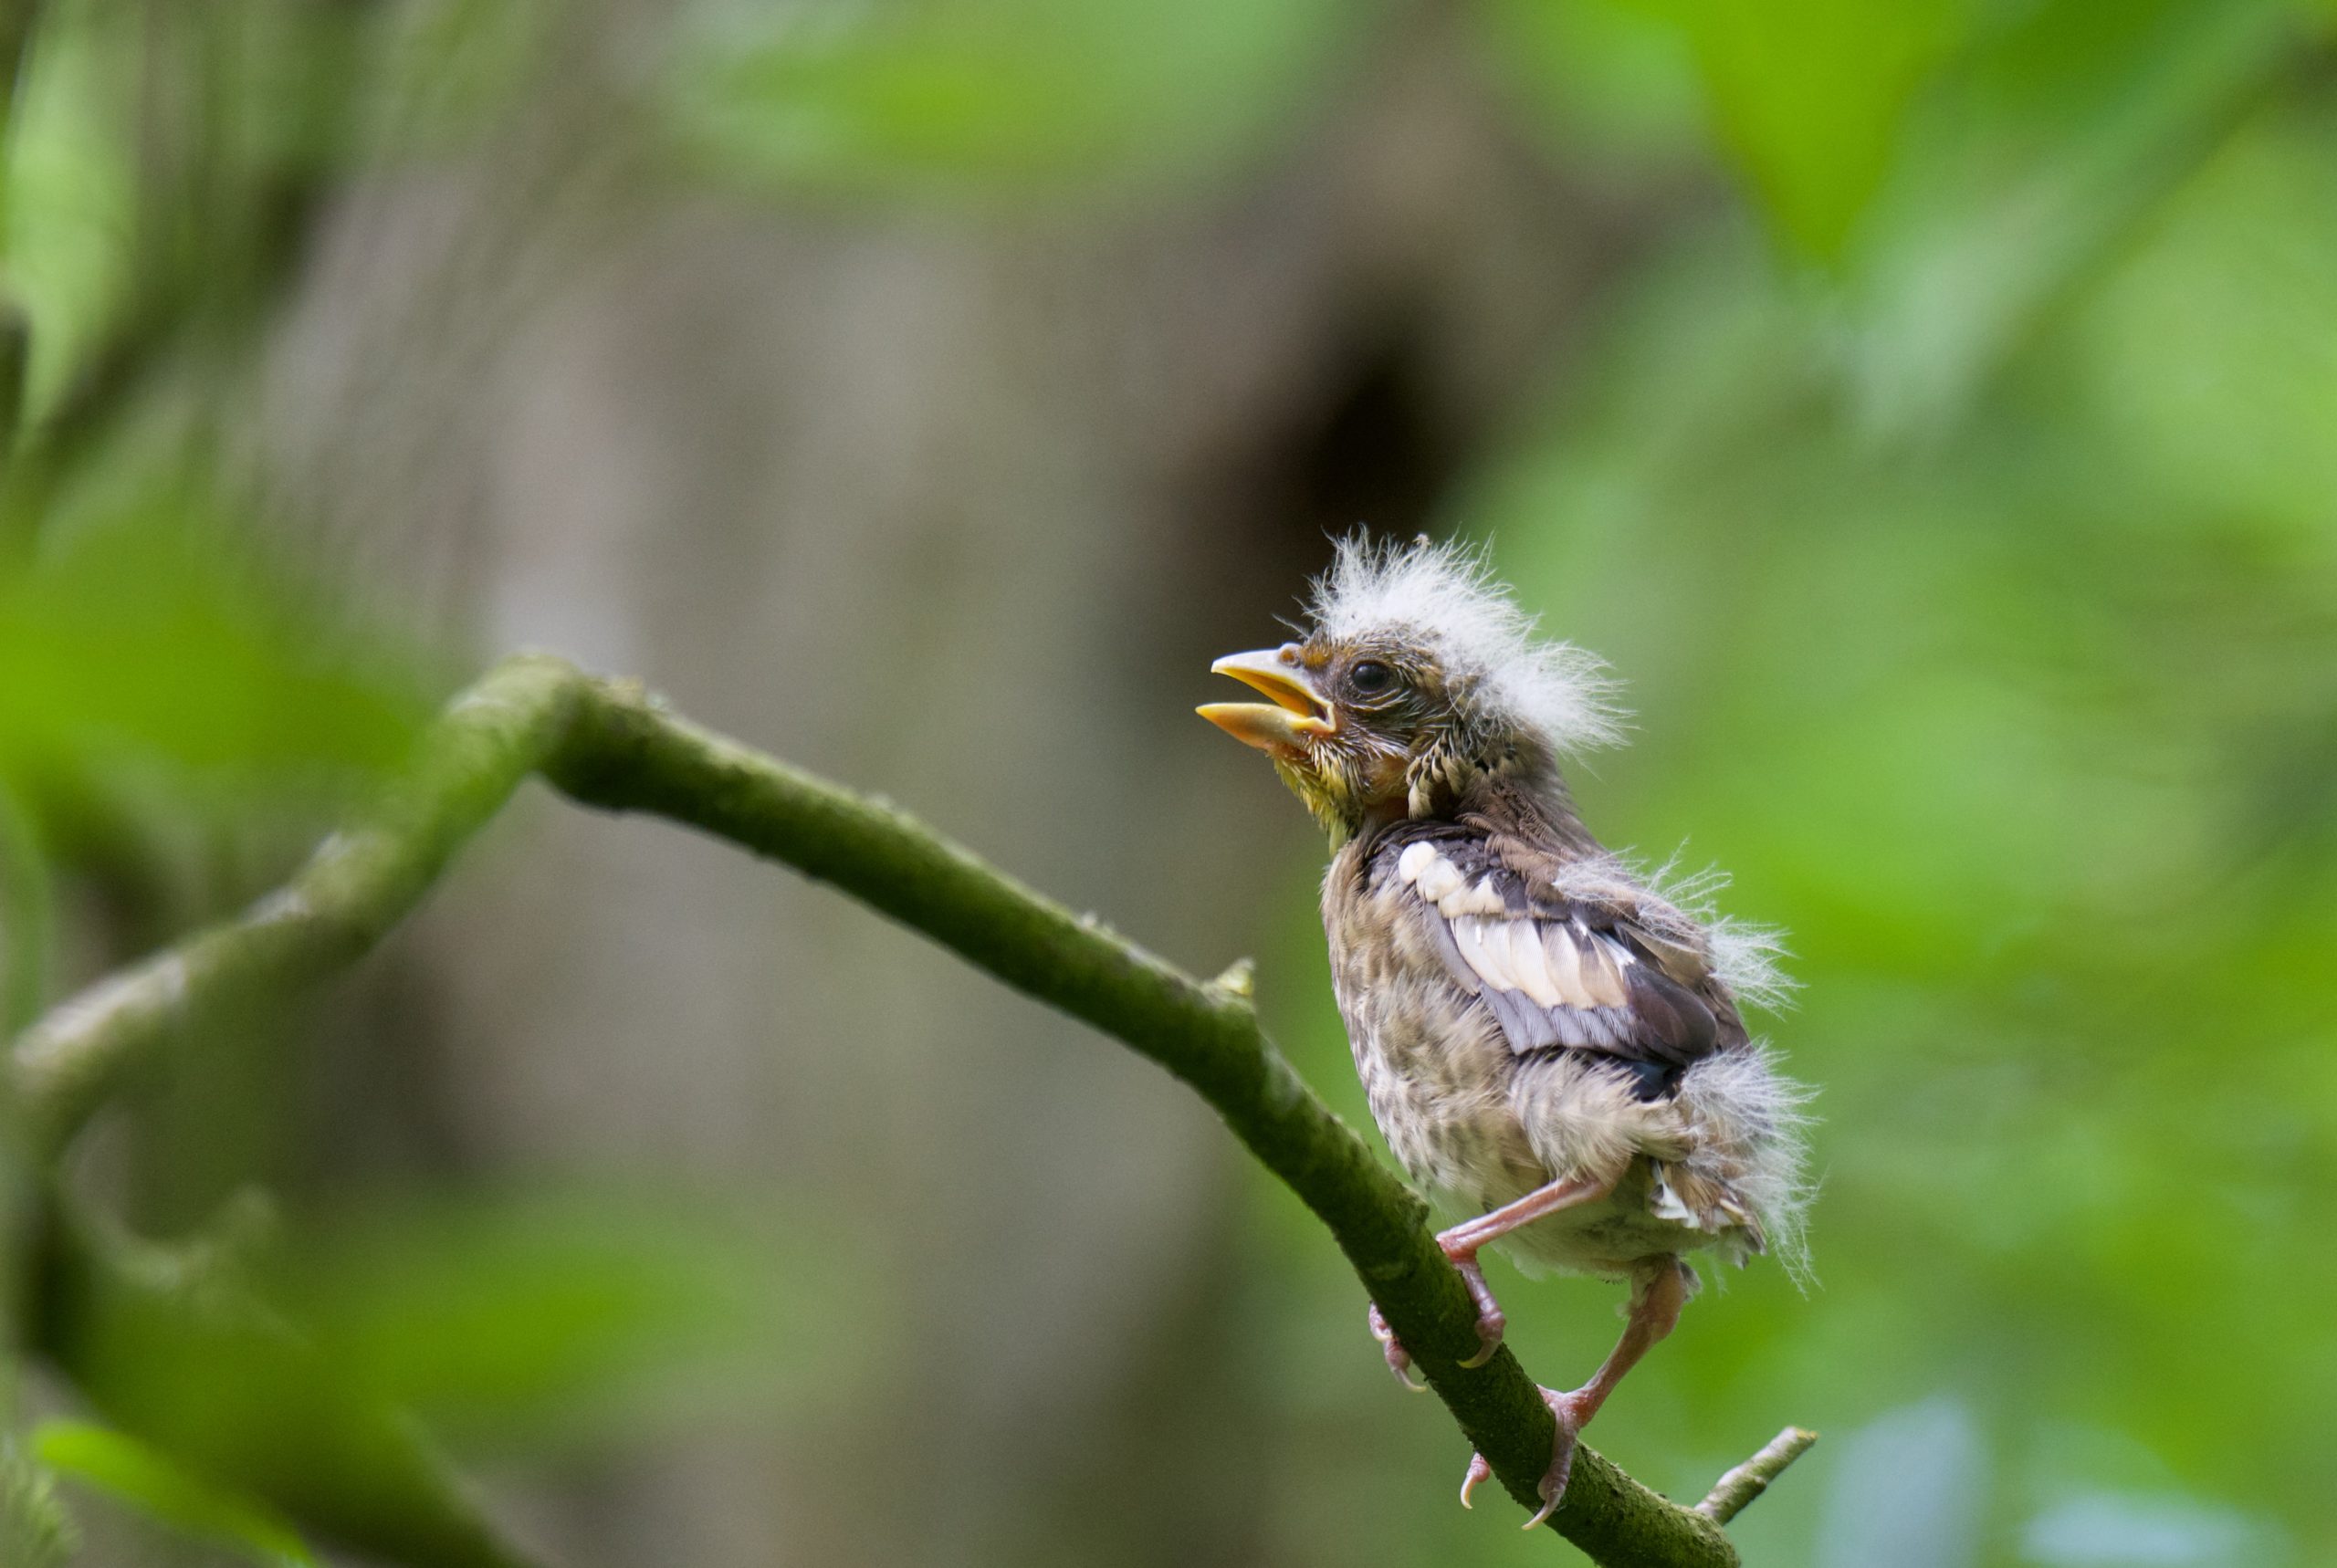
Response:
[[1363, 1174, 1615, 1383], [1460, 1258, 1691, 1529], [1435, 1173, 1613, 1368], [1438, 1173, 1615, 1258]]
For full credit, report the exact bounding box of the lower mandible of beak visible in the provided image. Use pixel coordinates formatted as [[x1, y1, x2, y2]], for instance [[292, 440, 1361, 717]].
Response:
[[1199, 647, 1336, 756], [1196, 700, 1333, 754]]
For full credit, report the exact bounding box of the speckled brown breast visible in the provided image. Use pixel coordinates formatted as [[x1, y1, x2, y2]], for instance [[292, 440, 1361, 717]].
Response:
[[1323, 829, 1755, 1278], [1326, 849, 1543, 1212]]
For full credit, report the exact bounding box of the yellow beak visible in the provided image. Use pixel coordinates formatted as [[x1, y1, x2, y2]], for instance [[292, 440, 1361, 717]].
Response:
[[1198, 648, 1336, 756]]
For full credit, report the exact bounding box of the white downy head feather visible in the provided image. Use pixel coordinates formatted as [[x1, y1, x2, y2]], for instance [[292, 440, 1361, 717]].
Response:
[[1308, 534, 1625, 756]]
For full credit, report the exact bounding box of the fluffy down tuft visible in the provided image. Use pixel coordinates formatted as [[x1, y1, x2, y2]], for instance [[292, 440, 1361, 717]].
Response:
[[1309, 534, 1625, 755], [1673, 1045, 1817, 1285], [1547, 852, 1798, 1014]]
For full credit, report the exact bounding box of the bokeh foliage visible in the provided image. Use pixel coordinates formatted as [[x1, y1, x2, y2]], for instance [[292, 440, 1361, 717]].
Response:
[[2, 0, 2332, 1564], [1264, 3, 2337, 1565]]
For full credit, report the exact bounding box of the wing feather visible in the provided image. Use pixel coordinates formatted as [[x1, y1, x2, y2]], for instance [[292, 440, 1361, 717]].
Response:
[[1501, 919, 1564, 1008], [1451, 915, 1514, 991], [1378, 830, 1741, 1084], [1540, 925, 1588, 1008]]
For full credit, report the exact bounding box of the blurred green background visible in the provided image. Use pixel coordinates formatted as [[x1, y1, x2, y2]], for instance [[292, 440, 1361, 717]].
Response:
[[2, 0, 2334, 1564]]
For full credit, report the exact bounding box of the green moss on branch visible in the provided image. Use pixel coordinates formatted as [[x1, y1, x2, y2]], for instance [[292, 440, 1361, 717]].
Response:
[[8, 654, 1811, 1568]]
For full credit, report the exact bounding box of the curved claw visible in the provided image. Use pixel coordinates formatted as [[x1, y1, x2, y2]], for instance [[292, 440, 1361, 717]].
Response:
[[1367, 1302, 1430, 1392], [1459, 1452, 1493, 1509], [1522, 1387, 1585, 1531], [1457, 1325, 1504, 1370], [1457, 1386, 1587, 1531]]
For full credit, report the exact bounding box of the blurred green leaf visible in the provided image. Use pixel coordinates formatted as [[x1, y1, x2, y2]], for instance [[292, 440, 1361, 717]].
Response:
[[664, 0, 1360, 195], [265, 1186, 863, 1456], [36, 1208, 535, 1568], [0, 479, 431, 791], [0, 0, 140, 423], [36, 1420, 316, 1567], [2062, 107, 2337, 529], [1472, 0, 1709, 171], [1841, 0, 2306, 428], [1661, 0, 1968, 260]]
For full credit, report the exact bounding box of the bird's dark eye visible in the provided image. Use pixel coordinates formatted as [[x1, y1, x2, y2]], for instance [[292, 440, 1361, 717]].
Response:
[[1346, 659, 1396, 698]]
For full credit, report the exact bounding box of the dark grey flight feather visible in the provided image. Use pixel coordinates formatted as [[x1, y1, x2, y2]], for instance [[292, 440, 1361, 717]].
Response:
[[1371, 813, 1745, 1078]]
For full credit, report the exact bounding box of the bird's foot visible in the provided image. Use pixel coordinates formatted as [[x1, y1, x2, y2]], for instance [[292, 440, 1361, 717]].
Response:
[[1458, 1385, 1588, 1531], [1436, 1244, 1507, 1369], [1366, 1302, 1428, 1392]]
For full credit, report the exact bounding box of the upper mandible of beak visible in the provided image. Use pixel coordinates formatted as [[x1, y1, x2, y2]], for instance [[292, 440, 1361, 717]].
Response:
[[1198, 647, 1336, 755]]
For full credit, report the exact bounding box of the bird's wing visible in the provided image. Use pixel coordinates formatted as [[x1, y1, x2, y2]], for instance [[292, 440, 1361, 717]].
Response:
[[1386, 831, 1738, 1089]]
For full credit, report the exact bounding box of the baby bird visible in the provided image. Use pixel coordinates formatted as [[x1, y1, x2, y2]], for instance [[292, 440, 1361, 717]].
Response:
[[1200, 537, 1807, 1526]]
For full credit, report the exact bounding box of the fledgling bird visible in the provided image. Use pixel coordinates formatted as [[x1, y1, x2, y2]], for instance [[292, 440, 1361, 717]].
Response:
[[1200, 536, 1808, 1526]]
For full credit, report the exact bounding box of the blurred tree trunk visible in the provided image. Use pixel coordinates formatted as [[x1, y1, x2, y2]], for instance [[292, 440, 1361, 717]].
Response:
[[253, 5, 1685, 1564]]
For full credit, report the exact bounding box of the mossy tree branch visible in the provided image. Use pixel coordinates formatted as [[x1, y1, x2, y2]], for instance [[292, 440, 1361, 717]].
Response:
[[6, 653, 1812, 1568]]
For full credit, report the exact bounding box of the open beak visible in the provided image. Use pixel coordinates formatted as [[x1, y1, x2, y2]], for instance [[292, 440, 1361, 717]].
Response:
[[1198, 648, 1336, 756]]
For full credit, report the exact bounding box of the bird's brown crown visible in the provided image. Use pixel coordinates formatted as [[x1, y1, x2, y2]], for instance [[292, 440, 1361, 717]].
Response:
[[1201, 537, 1621, 843]]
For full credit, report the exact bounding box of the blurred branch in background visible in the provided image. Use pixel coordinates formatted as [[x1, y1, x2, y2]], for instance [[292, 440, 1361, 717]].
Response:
[[12, 657, 568, 1163], [26, 1194, 552, 1568], [9, 654, 1812, 1568]]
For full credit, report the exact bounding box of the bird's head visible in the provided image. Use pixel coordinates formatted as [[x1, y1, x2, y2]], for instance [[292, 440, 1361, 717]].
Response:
[[1200, 536, 1621, 843]]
